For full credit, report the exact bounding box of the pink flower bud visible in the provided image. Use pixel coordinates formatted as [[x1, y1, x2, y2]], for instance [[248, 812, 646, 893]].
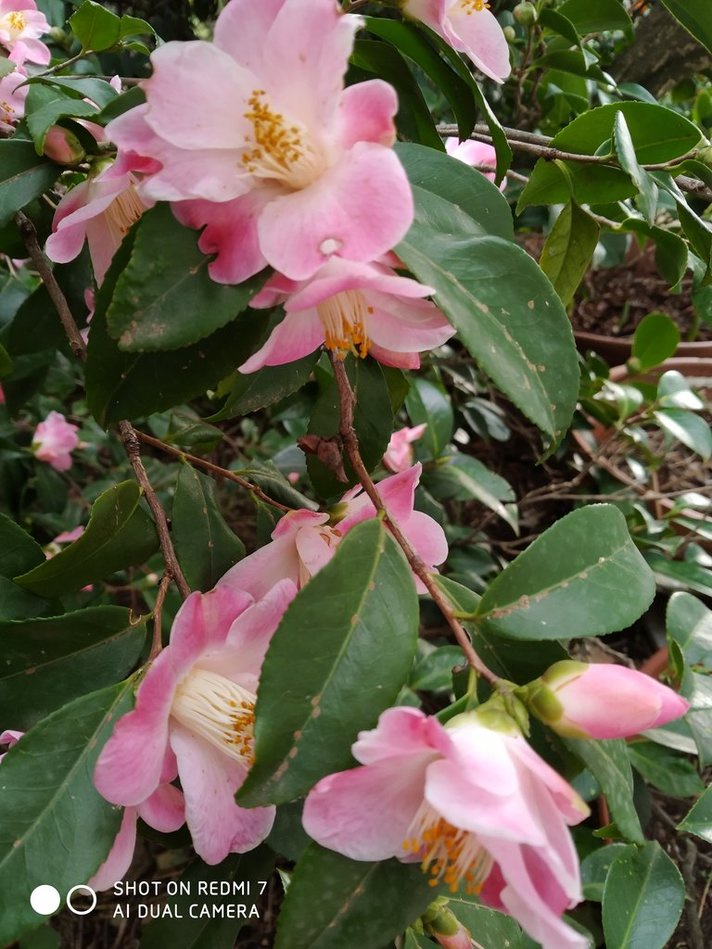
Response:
[[42, 125, 86, 165], [32, 410, 79, 472], [530, 660, 690, 739]]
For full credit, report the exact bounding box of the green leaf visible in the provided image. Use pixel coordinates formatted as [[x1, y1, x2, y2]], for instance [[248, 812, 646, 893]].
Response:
[[405, 376, 453, 457], [239, 520, 418, 806], [659, 0, 712, 55], [631, 313, 680, 371], [654, 408, 712, 459], [0, 513, 45, 577], [0, 340, 12, 377], [0, 577, 52, 621], [69, 0, 121, 50], [602, 842, 684, 948], [540, 201, 600, 306], [666, 591, 712, 664], [211, 350, 319, 421], [26, 76, 119, 108], [0, 140, 58, 226], [172, 464, 245, 592], [14, 481, 158, 597], [364, 18, 476, 140], [0, 680, 135, 946], [627, 740, 704, 797], [581, 843, 630, 901], [476, 505, 655, 640], [0, 606, 146, 728], [398, 190, 578, 442], [274, 845, 436, 949], [140, 847, 275, 949], [558, 0, 634, 38], [119, 14, 154, 38], [395, 142, 513, 242], [106, 205, 264, 351], [424, 454, 518, 533], [677, 785, 712, 843], [409, 644, 464, 692], [540, 8, 582, 45], [25, 84, 98, 154], [565, 738, 644, 843], [613, 112, 658, 224]]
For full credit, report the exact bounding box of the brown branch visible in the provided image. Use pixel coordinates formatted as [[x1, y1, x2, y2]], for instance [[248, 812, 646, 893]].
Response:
[[133, 430, 296, 514], [149, 574, 172, 660], [330, 355, 499, 686], [681, 838, 706, 949]]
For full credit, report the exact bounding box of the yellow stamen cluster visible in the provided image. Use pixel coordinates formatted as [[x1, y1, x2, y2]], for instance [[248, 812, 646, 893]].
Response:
[[241, 89, 316, 186], [317, 290, 373, 360], [403, 804, 493, 894], [171, 669, 257, 765], [460, 0, 490, 13], [4, 11, 27, 35]]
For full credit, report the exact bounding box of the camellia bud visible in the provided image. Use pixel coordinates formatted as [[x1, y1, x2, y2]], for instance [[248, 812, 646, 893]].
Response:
[[422, 899, 473, 949], [503, 25, 517, 42], [513, 2, 538, 26], [525, 660, 690, 739], [42, 126, 86, 165]]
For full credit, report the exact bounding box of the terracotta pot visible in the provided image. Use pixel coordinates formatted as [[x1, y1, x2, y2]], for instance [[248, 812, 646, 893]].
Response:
[[574, 331, 712, 365]]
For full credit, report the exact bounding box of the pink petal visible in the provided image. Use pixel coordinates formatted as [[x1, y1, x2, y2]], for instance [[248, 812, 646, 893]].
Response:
[[213, 0, 285, 71], [294, 524, 339, 580], [257, 142, 414, 280], [285, 258, 433, 313], [368, 344, 421, 369], [138, 783, 185, 833], [365, 294, 454, 354], [170, 723, 274, 863], [220, 578, 298, 681], [445, 7, 511, 84], [88, 807, 138, 891], [507, 738, 589, 827], [336, 79, 398, 149], [239, 308, 325, 373], [351, 706, 452, 765]]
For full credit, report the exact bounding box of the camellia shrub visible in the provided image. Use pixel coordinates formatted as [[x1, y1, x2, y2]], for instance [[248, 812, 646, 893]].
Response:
[[0, 0, 710, 947]]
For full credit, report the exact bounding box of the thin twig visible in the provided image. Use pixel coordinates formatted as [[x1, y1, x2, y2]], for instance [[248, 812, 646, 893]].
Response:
[[330, 355, 499, 686], [133, 430, 295, 514], [150, 574, 172, 660], [33, 50, 92, 78]]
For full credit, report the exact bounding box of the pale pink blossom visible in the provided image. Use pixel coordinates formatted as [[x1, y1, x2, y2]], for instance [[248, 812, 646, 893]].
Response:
[[0, 0, 50, 66], [384, 424, 427, 473], [219, 464, 448, 598], [0, 728, 23, 763], [45, 163, 151, 285], [0, 66, 28, 133], [403, 0, 510, 83], [107, 0, 414, 282], [94, 580, 296, 864], [240, 258, 454, 372], [445, 137, 505, 190], [303, 707, 589, 949], [529, 660, 690, 740], [32, 411, 79, 472]]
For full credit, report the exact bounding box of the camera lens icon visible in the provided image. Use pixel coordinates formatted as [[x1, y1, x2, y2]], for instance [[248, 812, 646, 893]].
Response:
[[30, 884, 97, 916]]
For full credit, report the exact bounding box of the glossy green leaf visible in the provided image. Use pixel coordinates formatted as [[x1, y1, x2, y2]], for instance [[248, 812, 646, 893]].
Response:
[[239, 520, 418, 806], [405, 376, 453, 457], [274, 845, 435, 949], [27, 76, 119, 108], [627, 740, 704, 797], [660, 0, 712, 55], [69, 0, 121, 50], [15, 481, 158, 597], [666, 592, 712, 664], [559, 0, 634, 38], [581, 843, 630, 901], [631, 313, 680, 371], [446, 899, 529, 947], [172, 464, 245, 592], [654, 408, 712, 459], [677, 785, 712, 843], [540, 201, 600, 306], [476, 505, 655, 640], [565, 738, 644, 843], [424, 453, 518, 532], [613, 112, 658, 224], [409, 644, 464, 692], [0, 513, 45, 577], [212, 350, 318, 420], [0, 680, 134, 945], [25, 84, 98, 154], [140, 847, 275, 949], [602, 842, 684, 948], [0, 140, 58, 226], [0, 577, 52, 621], [398, 189, 578, 441], [119, 14, 154, 38], [540, 8, 581, 45], [657, 371, 704, 411], [395, 142, 513, 241], [0, 606, 146, 728], [106, 205, 264, 351]]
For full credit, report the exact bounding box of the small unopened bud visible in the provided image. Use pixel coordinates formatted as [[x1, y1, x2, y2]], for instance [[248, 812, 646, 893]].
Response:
[[513, 2, 538, 25], [423, 902, 473, 949], [43, 126, 85, 165], [503, 25, 517, 42], [48, 26, 67, 44]]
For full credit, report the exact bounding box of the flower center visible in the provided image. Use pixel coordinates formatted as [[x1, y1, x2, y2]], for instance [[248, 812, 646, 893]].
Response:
[[241, 90, 324, 190], [102, 179, 146, 251], [2, 11, 27, 38], [402, 800, 493, 894], [317, 290, 373, 359], [171, 669, 256, 765], [459, 0, 490, 13]]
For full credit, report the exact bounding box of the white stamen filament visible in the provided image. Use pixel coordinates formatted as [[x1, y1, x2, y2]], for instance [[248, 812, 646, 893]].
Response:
[[102, 181, 146, 255], [317, 290, 372, 359], [171, 669, 256, 764]]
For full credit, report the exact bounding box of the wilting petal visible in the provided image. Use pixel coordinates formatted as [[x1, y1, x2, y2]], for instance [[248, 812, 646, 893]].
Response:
[[88, 807, 138, 891]]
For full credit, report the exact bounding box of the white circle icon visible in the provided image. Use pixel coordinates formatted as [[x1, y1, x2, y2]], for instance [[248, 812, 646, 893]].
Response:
[[66, 884, 97, 915], [29, 885, 61, 916]]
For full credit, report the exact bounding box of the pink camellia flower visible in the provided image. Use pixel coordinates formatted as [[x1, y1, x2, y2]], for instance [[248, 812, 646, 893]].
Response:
[[94, 579, 297, 864], [240, 257, 454, 372], [528, 660, 690, 740], [384, 424, 427, 473], [303, 706, 589, 949], [107, 0, 414, 283], [0, 0, 50, 65], [402, 0, 511, 83], [32, 411, 79, 472], [0, 66, 28, 133], [0, 728, 23, 763], [218, 464, 448, 598], [0, 384, 5, 405], [445, 137, 505, 190], [45, 163, 151, 285]]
